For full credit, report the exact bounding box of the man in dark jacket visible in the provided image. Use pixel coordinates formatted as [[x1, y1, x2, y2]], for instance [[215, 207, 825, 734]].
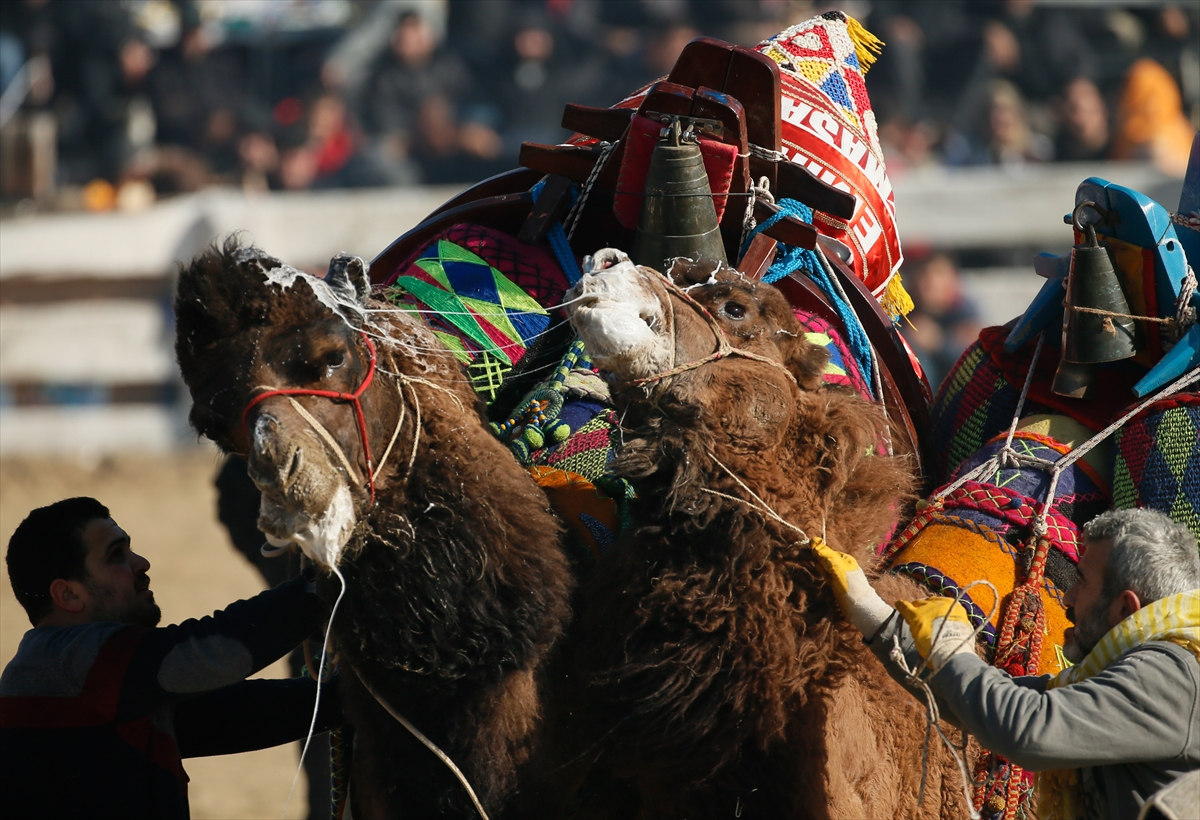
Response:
[[0, 496, 340, 819], [813, 507, 1200, 820]]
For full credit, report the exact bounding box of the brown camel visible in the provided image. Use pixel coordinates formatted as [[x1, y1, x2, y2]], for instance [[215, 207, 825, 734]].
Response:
[[537, 249, 971, 819], [174, 238, 573, 819]]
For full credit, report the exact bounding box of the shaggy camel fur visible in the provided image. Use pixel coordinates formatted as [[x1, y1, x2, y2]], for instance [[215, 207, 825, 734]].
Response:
[[174, 239, 572, 819], [539, 250, 970, 819]]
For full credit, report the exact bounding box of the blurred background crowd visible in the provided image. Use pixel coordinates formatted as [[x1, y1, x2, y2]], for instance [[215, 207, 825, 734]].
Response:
[[1, 0, 1196, 208], [1, 0, 1197, 392]]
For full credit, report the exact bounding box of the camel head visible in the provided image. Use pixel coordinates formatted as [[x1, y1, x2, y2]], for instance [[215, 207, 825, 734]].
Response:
[[566, 249, 830, 448], [175, 237, 395, 569]]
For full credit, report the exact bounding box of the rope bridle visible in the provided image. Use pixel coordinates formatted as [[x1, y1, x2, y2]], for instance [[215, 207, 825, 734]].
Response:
[[242, 330, 383, 504], [628, 270, 800, 390]]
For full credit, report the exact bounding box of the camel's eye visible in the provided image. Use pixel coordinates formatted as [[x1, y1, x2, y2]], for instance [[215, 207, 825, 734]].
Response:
[[722, 302, 748, 320], [322, 349, 346, 374]]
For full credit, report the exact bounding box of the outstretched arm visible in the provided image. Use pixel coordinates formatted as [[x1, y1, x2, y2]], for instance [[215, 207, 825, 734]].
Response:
[[928, 644, 1200, 771], [115, 569, 325, 720], [174, 676, 343, 758]]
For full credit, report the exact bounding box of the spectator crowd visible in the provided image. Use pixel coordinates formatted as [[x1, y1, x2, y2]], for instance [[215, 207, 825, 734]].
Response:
[[1, 0, 1196, 209]]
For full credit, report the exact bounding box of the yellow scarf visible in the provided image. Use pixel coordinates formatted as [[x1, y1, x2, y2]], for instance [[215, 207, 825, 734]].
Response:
[[1036, 589, 1200, 820]]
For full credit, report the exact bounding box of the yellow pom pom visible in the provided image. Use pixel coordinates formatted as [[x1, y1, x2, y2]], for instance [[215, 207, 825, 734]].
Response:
[[845, 16, 884, 74]]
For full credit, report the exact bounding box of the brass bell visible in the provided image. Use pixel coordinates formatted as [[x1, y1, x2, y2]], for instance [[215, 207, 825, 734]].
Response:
[[630, 119, 728, 271], [1052, 201, 1139, 398]]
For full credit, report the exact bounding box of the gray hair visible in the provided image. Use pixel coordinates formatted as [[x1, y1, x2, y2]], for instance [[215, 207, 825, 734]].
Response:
[[1083, 508, 1200, 604]]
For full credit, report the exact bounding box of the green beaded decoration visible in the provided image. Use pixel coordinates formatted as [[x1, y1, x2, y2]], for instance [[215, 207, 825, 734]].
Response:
[[491, 340, 593, 461]]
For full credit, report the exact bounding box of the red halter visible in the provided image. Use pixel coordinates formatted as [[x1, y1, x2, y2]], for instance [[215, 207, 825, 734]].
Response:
[[242, 331, 380, 503]]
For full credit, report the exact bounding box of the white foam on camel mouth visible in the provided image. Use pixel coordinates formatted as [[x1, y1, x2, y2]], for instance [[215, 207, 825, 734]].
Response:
[[259, 483, 356, 570], [566, 262, 673, 374]]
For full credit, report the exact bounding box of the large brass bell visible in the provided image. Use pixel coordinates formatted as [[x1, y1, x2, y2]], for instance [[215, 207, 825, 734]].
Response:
[[630, 119, 728, 271], [1052, 201, 1139, 398]]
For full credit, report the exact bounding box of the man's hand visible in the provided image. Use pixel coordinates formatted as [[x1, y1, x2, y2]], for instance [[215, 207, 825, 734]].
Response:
[[809, 537, 893, 637], [896, 597, 976, 673]]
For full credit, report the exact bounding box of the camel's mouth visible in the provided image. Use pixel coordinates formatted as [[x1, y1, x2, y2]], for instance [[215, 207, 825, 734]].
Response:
[[566, 254, 673, 379], [248, 410, 360, 570], [257, 485, 356, 569]]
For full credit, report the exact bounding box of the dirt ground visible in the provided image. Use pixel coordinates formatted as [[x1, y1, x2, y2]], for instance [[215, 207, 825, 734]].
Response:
[[0, 451, 314, 819]]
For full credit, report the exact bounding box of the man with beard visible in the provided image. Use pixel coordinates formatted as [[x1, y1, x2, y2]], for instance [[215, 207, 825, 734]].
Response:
[[812, 507, 1199, 820], [0, 497, 340, 819]]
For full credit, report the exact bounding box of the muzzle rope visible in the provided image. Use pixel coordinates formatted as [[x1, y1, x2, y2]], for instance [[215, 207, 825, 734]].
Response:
[[629, 270, 799, 390], [285, 396, 364, 485], [700, 449, 812, 545]]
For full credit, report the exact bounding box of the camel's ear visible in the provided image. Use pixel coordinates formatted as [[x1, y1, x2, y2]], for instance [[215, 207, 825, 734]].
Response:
[[326, 254, 371, 306]]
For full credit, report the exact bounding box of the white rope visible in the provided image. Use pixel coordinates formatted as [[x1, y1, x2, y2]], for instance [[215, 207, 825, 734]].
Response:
[[401, 378, 423, 484], [701, 449, 812, 545], [371, 377, 407, 485], [869, 339, 894, 458], [1032, 365, 1200, 534], [1174, 265, 1197, 340], [364, 289, 601, 318], [935, 333, 1045, 502], [281, 565, 347, 819], [354, 667, 492, 820], [748, 144, 785, 162]]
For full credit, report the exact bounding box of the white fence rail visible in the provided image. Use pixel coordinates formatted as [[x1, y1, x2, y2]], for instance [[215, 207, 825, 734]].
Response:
[[0, 164, 1183, 455]]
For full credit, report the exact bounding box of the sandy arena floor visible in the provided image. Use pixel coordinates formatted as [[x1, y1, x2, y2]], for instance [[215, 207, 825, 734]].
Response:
[[0, 451, 315, 819]]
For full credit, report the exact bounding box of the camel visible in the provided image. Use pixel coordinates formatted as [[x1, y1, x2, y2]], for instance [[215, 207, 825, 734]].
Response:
[[173, 238, 573, 819], [537, 249, 971, 819]]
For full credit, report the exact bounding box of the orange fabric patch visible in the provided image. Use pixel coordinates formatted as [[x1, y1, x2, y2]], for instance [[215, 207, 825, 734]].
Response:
[[529, 466, 619, 559], [887, 516, 1071, 675]]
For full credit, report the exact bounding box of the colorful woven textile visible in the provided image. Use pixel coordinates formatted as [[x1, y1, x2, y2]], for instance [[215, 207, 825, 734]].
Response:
[[379, 224, 572, 402], [884, 507, 1074, 676], [385, 239, 549, 366], [528, 466, 621, 563], [793, 308, 870, 397], [1112, 393, 1200, 542], [929, 326, 1053, 486], [756, 12, 909, 316], [951, 432, 1110, 539], [382, 222, 571, 308], [980, 323, 1144, 432]]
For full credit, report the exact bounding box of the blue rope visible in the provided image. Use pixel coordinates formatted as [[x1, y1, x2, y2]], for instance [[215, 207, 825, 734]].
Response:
[[742, 198, 875, 393], [531, 179, 582, 285]]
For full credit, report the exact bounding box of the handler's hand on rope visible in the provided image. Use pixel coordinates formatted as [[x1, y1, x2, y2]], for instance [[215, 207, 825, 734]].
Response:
[[809, 537, 893, 637], [896, 597, 976, 673]]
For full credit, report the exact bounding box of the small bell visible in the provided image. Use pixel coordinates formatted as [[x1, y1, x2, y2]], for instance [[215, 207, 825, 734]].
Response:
[[631, 119, 728, 271], [1052, 202, 1139, 398]]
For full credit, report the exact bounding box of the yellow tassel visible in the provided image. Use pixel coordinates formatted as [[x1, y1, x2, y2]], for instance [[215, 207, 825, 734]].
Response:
[[845, 16, 884, 74], [879, 272, 914, 320]]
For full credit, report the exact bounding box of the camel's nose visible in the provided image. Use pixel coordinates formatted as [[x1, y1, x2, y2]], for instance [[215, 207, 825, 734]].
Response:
[[246, 412, 304, 496]]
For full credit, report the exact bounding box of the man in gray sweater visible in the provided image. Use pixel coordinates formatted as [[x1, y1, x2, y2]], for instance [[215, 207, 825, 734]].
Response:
[[812, 507, 1200, 820]]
